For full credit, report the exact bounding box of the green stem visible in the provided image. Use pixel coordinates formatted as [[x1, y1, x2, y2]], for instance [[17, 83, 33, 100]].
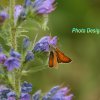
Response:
[[9, 0, 21, 97], [9, 0, 17, 50], [9, 0, 15, 25], [11, 27, 17, 50], [14, 71, 21, 97], [42, 14, 49, 30]]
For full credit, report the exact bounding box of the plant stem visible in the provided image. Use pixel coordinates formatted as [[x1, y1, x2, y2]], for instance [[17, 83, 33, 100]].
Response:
[[9, 0, 17, 50], [9, 0, 15, 24], [9, 0, 21, 97], [14, 71, 21, 97], [11, 27, 17, 50]]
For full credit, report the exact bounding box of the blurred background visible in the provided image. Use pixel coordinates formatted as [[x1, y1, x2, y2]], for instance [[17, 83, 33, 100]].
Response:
[[1, 0, 100, 100]]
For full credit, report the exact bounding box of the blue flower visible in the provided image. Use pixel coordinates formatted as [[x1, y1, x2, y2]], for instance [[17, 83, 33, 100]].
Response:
[[10, 49, 21, 59], [21, 81, 32, 93], [33, 36, 50, 52], [0, 53, 7, 64], [7, 92, 16, 100], [42, 86, 60, 100], [0, 86, 16, 100], [0, 10, 8, 25], [32, 0, 56, 14], [0, 84, 73, 100], [32, 90, 41, 100], [38, 36, 51, 43], [23, 37, 30, 50], [33, 36, 57, 52], [51, 87, 73, 100], [24, 0, 32, 7], [14, 5, 24, 25], [25, 51, 34, 62], [7, 97, 16, 100], [42, 86, 73, 100], [4, 57, 21, 71], [34, 41, 50, 52], [0, 46, 7, 64], [0, 86, 11, 99], [49, 36, 57, 46], [20, 93, 31, 100]]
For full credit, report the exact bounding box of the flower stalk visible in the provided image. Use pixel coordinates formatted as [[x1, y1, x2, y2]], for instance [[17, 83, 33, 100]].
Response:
[[14, 71, 21, 97], [9, 0, 20, 96], [11, 27, 17, 50], [9, 0, 15, 25]]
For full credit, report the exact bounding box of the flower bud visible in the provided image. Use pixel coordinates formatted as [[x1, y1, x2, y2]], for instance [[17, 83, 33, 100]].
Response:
[[10, 49, 21, 59], [25, 51, 34, 62], [23, 37, 30, 50], [0, 10, 8, 25]]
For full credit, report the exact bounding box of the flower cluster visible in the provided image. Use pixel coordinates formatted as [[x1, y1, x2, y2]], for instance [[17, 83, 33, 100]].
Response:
[[0, 0, 56, 26], [32, 0, 56, 14], [42, 86, 73, 100], [0, 85, 16, 100], [0, 82, 73, 100], [0, 82, 32, 100], [0, 35, 57, 71], [0, 47, 21, 71], [33, 36, 57, 52], [0, 35, 73, 99], [0, 0, 74, 99]]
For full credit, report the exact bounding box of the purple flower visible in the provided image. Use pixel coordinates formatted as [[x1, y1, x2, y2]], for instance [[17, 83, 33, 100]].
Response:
[[32, 90, 41, 100], [43, 86, 73, 100], [33, 36, 57, 52], [0, 85, 11, 99], [0, 46, 7, 63], [20, 93, 31, 100], [34, 42, 49, 52], [32, 0, 56, 14], [7, 92, 16, 100], [10, 49, 21, 59], [49, 36, 57, 46], [51, 87, 73, 100], [0, 53, 7, 64], [33, 36, 50, 52], [21, 81, 32, 93], [7, 97, 16, 100], [24, 0, 32, 7], [25, 51, 34, 62], [4, 57, 21, 71], [38, 36, 51, 43], [14, 5, 24, 25], [23, 37, 30, 50], [42, 86, 60, 100], [0, 10, 8, 25]]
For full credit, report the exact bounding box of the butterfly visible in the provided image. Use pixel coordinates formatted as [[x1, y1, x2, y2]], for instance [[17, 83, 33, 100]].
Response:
[[49, 47, 72, 68]]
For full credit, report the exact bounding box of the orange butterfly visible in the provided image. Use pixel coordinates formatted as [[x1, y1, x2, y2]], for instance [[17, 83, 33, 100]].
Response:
[[49, 48, 72, 68]]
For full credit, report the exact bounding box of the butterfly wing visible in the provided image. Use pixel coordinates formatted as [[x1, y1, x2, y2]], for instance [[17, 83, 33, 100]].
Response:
[[49, 51, 57, 67], [55, 48, 72, 63]]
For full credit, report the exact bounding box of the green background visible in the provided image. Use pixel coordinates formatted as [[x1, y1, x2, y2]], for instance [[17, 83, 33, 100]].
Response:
[[1, 0, 100, 100]]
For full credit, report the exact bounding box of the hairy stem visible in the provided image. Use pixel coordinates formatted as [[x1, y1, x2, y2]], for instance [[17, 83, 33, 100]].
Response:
[[11, 27, 17, 50], [9, 0, 17, 50], [9, 0, 20, 97], [9, 0, 15, 24], [14, 71, 21, 97]]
